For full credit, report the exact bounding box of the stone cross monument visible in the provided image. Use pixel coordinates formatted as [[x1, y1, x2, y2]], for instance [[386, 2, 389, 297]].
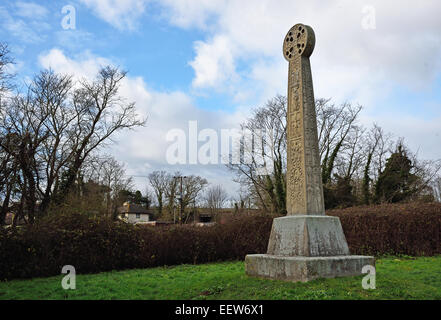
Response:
[[245, 24, 374, 282]]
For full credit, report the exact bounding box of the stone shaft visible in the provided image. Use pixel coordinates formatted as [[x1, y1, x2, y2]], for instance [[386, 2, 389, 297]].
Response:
[[286, 55, 325, 215]]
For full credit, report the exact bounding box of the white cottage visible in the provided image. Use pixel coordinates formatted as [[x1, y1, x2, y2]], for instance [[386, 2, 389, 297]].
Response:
[[117, 202, 151, 224]]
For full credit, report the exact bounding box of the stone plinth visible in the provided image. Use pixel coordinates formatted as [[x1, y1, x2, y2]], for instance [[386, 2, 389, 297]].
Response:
[[267, 216, 350, 257], [245, 254, 375, 283], [245, 215, 374, 282]]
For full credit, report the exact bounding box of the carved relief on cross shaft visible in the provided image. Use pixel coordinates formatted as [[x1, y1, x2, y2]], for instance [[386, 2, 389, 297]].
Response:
[[305, 167, 323, 212], [287, 137, 304, 207], [288, 61, 302, 143], [289, 66, 301, 113], [290, 111, 301, 138]]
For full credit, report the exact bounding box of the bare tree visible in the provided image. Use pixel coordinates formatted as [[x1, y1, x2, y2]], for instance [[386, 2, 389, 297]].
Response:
[[204, 184, 228, 214], [0, 66, 145, 223], [0, 43, 14, 94], [227, 95, 287, 214], [144, 186, 156, 207], [359, 124, 385, 204], [408, 149, 441, 200], [228, 96, 415, 210], [165, 171, 179, 219], [0, 132, 18, 225], [85, 155, 134, 217], [0, 93, 50, 223], [371, 127, 394, 182], [316, 99, 363, 185], [149, 170, 169, 216], [181, 175, 208, 222], [432, 175, 441, 202], [228, 96, 365, 213], [335, 124, 365, 180], [152, 171, 208, 222], [56, 66, 146, 204]]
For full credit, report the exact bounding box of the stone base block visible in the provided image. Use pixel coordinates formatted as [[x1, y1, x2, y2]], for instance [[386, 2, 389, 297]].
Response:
[[245, 254, 375, 282], [267, 215, 350, 256]]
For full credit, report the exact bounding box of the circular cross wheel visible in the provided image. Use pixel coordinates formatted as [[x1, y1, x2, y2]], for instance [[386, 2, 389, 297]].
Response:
[[283, 24, 315, 61]]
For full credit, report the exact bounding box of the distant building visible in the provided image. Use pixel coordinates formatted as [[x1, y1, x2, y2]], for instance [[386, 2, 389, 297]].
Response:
[[194, 212, 216, 227], [3, 203, 27, 226], [195, 210, 237, 226], [117, 202, 152, 224], [141, 221, 174, 227], [4, 212, 26, 226]]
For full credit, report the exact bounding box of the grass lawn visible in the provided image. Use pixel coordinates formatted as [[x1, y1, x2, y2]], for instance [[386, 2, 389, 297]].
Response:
[[1, 256, 441, 300]]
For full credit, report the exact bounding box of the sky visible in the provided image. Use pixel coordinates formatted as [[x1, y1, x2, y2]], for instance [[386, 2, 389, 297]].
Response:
[[1, 0, 441, 198]]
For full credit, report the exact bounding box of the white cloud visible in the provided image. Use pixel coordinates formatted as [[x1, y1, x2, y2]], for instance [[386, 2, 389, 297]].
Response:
[[80, 0, 149, 30], [360, 112, 441, 161], [39, 48, 112, 79], [158, 0, 224, 30], [0, 5, 50, 43], [38, 49, 245, 193], [158, 0, 441, 105], [55, 29, 96, 52], [190, 35, 237, 88], [15, 2, 48, 19]]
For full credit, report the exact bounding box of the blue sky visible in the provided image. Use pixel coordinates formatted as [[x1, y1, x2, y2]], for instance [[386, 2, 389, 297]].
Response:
[[2, 1, 198, 91], [1, 0, 441, 197]]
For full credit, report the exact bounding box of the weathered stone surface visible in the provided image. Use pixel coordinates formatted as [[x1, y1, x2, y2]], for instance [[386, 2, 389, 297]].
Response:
[[267, 215, 350, 257], [284, 24, 324, 216], [244, 23, 375, 283], [245, 255, 375, 283]]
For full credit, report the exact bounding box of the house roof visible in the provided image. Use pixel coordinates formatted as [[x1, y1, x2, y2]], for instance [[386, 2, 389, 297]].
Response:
[[4, 212, 26, 225], [118, 203, 151, 214], [199, 212, 213, 217]]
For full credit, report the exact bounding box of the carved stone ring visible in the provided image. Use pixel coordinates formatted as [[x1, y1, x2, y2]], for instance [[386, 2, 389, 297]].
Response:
[[283, 23, 315, 60]]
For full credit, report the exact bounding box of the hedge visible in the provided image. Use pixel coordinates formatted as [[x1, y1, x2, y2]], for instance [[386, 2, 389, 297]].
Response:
[[0, 213, 272, 280], [328, 202, 441, 257], [1, 202, 440, 280]]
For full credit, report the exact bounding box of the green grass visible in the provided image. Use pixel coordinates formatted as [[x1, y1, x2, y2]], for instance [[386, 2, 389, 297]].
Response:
[[1, 256, 441, 300]]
